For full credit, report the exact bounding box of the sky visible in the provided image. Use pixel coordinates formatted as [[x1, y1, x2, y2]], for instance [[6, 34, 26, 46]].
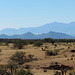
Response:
[[0, 0, 75, 30]]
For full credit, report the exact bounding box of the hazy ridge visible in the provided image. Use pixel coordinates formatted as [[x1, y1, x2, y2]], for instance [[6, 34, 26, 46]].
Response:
[[0, 22, 75, 36], [0, 31, 74, 39]]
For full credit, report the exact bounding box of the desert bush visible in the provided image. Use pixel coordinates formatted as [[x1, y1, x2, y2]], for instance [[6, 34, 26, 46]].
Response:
[[44, 38, 55, 44], [13, 40, 28, 49], [43, 69, 47, 72], [54, 49, 59, 54], [0, 70, 11, 75], [13, 42, 24, 49], [46, 50, 58, 56], [18, 69, 26, 75], [55, 62, 58, 65], [25, 65, 30, 69], [0, 65, 11, 75], [70, 58, 73, 60], [28, 54, 34, 61], [46, 50, 54, 56], [10, 51, 36, 65], [54, 44, 57, 47], [25, 54, 38, 62], [27, 40, 34, 44], [7, 61, 18, 75], [10, 51, 25, 65], [71, 54, 75, 57], [18, 69, 33, 75], [33, 41, 43, 47]]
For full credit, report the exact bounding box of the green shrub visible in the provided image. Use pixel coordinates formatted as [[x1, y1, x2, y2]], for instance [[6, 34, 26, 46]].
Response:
[[33, 41, 43, 47], [13, 42, 24, 49], [10, 51, 25, 65], [13, 40, 28, 49]]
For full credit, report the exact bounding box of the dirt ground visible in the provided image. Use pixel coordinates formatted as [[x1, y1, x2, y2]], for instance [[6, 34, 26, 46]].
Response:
[[0, 42, 75, 75]]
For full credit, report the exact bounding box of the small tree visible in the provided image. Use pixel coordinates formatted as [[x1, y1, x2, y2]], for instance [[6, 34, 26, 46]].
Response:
[[10, 51, 25, 65], [7, 62, 17, 75], [13, 42, 24, 49], [13, 40, 27, 49]]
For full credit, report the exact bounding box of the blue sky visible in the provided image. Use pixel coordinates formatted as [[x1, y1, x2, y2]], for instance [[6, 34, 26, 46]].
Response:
[[0, 0, 75, 30]]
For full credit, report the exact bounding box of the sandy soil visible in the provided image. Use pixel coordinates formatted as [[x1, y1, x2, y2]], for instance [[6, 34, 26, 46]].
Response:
[[0, 42, 75, 75]]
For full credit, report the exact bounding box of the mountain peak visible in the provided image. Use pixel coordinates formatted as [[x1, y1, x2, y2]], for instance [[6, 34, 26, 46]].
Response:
[[24, 32, 34, 35]]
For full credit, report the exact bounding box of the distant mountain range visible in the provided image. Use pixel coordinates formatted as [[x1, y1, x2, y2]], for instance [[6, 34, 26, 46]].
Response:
[[0, 22, 75, 39], [0, 31, 74, 39], [0, 22, 75, 36]]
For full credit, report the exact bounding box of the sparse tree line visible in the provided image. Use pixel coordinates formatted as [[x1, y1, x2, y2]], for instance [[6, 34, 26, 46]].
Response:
[[0, 38, 75, 46], [0, 38, 75, 49]]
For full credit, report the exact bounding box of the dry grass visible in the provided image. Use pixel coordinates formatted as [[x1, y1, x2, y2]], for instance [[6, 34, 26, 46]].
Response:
[[0, 42, 75, 75]]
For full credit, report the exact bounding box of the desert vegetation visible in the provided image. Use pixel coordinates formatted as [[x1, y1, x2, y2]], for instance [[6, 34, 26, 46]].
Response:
[[0, 38, 75, 75]]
